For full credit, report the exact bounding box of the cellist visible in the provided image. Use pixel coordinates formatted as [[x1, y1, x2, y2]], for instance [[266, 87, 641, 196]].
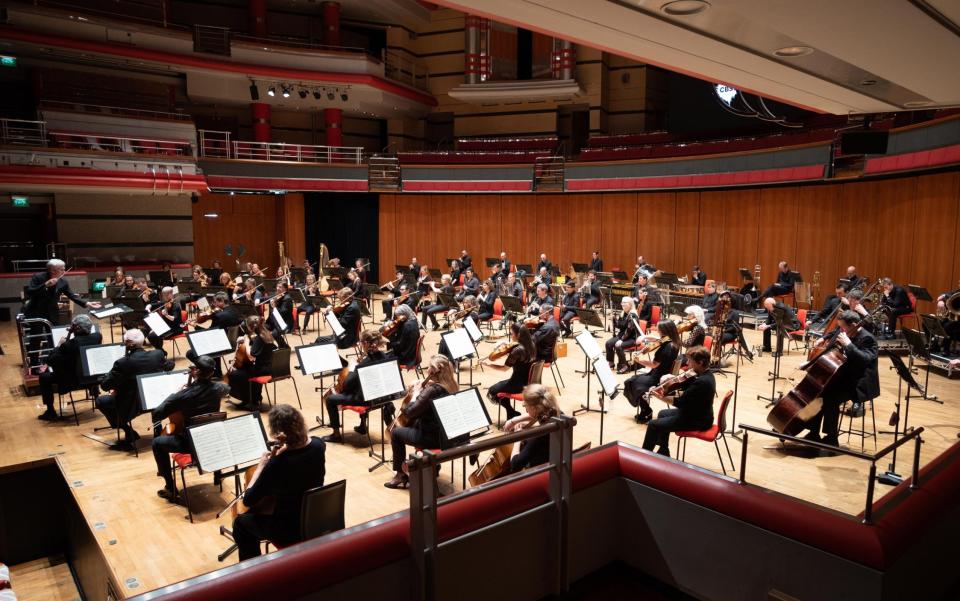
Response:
[[501, 384, 562, 472], [153, 357, 229, 503]]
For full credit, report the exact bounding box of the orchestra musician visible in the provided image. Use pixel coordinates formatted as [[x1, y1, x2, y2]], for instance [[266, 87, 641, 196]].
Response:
[[37, 314, 102, 421], [527, 284, 554, 316], [642, 346, 715, 457], [635, 287, 653, 324], [449, 259, 463, 286], [133, 277, 156, 305], [232, 404, 327, 560], [345, 269, 366, 302], [119, 274, 137, 294], [267, 282, 295, 340], [218, 271, 236, 292], [532, 303, 560, 361], [681, 306, 707, 350], [386, 304, 420, 366], [530, 267, 552, 293], [633, 256, 657, 282], [186, 291, 241, 378], [234, 278, 259, 304], [845, 266, 865, 290], [153, 356, 229, 503], [558, 282, 581, 337], [691, 265, 707, 286], [502, 272, 524, 299], [496, 251, 511, 282], [459, 249, 472, 271], [758, 297, 801, 355], [809, 283, 848, 331], [249, 263, 267, 277], [501, 384, 563, 472], [760, 261, 795, 299], [354, 258, 368, 283], [606, 297, 642, 373], [415, 265, 433, 299], [297, 274, 320, 332], [634, 273, 661, 306], [716, 292, 753, 361], [146, 286, 185, 356], [582, 270, 602, 309], [323, 330, 389, 443], [477, 280, 498, 321], [228, 315, 278, 410], [589, 251, 603, 274], [438, 296, 480, 361], [624, 321, 681, 423], [536, 253, 552, 274], [420, 274, 455, 330], [409, 257, 421, 275], [381, 270, 406, 320], [802, 311, 880, 444], [384, 355, 460, 490], [456, 267, 480, 302], [96, 329, 174, 449], [316, 288, 362, 350], [880, 278, 912, 339], [485, 323, 536, 420], [111, 267, 126, 286], [935, 281, 960, 354]]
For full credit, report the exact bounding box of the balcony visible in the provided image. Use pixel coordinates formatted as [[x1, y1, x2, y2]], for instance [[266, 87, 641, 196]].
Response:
[[198, 130, 365, 165]]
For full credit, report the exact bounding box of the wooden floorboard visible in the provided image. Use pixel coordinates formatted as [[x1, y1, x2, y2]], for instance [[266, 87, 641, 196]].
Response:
[[1, 316, 958, 598], [7, 555, 80, 601]]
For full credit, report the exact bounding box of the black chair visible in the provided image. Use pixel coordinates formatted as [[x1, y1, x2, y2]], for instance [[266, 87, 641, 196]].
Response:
[[266, 479, 347, 552]]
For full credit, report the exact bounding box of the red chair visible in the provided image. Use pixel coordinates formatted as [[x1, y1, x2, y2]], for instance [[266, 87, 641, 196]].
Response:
[[787, 309, 808, 353], [897, 292, 921, 333], [495, 361, 543, 424], [675, 390, 735, 475], [249, 348, 302, 410], [480, 298, 505, 338], [650, 305, 661, 327], [169, 310, 189, 358], [774, 291, 796, 308], [703, 335, 713, 350]]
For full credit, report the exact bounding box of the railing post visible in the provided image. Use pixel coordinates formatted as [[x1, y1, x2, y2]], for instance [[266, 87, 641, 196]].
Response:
[[738, 430, 748, 484], [547, 416, 573, 596], [225, 131, 232, 159], [408, 451, 438, 601], [910, 435, 922, 490], [864, 462, 877, 524]]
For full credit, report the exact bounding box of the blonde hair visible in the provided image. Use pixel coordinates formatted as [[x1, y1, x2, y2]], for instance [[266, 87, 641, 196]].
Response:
[[426, 355, 458, 395], [522, 384, 561, 423]]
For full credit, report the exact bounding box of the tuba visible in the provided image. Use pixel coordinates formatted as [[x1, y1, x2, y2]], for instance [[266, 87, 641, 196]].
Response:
[[941, 291, 960, 321]]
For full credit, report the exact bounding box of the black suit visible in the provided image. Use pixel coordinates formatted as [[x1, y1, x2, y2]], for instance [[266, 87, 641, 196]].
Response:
[[389, 318, 421, 366], [882, 285, 912, 334], [477, 291, 497, 320], [533, 318, 560, 362], [589, 258, 603, 273], [702, 292, 718, 322], [584, 281, 602, 308], [186, 306, 242, 378], [536, 260, 553, 274], [460, 254, 472, 270], [152, 378, 228, 489], [643, 371, 716, 455], [97, 347, 174, 438], [498, 260, 511, 281], [691, 272, 707, 286], [812, 295, 842, 328], [146, 300, 185, 353], [457, 276, 481, 302], [39, 331, 103, 413], [762, 301, 801, 352], [559, 292, 581, 335], [761, 270, 795, 298], [316, 301, 361, 349], [807, 328, 880, 439], [270, 293, 295, 334], [606, 312, 641, 367], [24, 272, 88, 324]]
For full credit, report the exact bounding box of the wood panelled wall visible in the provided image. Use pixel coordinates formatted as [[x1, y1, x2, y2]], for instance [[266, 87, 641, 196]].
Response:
[[379, 171, 960, 312], [191, 192, 305, 271]]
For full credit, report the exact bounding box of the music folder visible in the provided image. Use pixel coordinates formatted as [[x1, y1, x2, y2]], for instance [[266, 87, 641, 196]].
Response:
[[91, 304, 131, 319], [80, 343, 126, 377], [575, 330, 602, 361], [441, 328, 475, 361], [325, 310, 345, 338], [592, 357, 620, 400], [144, 312, 171, 337], [137, 369, 190, 412], [51, 323, 98, 345], [357, 359, 405, 404], [463, 316, 483, 343], [187, 328, 233, 358], [432, 387, 491, 445], [188, 413, 268, 474], [295, 342, 343, 376]]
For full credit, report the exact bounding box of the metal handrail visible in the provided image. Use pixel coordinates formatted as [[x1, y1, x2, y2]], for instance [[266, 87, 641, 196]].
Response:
[[737, 424, 925, 523], [47, 131, 193, 156], [0, 118, 47, 147], [39, 100, 193, 122]]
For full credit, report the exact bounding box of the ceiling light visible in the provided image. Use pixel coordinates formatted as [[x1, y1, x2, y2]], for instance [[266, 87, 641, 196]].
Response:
[[774, 46, 814, 57], [203, 212, 219, 218], [859, 79, 878, 86], [281, 85, 291, 98], [313, 90, 322, 99], [298, 89, 308, 99], [341, 91, 349, 101], [660, 0, 710, 16], [904, 100, 934, 108], [327, 89, 335, 100], [267, 86, 276, 97]]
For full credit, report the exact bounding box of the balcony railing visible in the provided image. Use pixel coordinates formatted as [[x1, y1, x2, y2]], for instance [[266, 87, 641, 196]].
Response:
[[384, 49, 429, 91], [39, 100, 194, 122], [199, 130, 365, 164], [0, 118, 195, 157], [0, 119, 47, 147]]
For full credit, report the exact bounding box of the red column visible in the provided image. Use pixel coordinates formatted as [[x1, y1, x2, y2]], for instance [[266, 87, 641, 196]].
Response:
[[324, 108, 343, 147], [249, 0, 267, 37], [251, 103, 271, 142], [322, 1, 340, 47]]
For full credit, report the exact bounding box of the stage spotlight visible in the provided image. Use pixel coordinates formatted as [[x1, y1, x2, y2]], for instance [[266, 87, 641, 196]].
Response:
[[340, 90, 348, 101], [249, 83, 259, 100], [312, 89, 322, 100], [327, 89, 335, 101], [267, 86, 276, 97], [281, 85, 291, 98], [298, 89, 308, 99]]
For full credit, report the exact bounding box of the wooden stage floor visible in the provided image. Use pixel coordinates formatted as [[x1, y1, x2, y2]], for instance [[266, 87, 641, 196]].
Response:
[[1, 315, 958, 598]]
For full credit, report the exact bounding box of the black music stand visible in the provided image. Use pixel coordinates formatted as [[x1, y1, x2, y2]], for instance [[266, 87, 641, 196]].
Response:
[[573, 331, 607, 417], [907, 285, 933, 303], [878, 354, 922, 486], [902, 327, 941, 403], [574, 307, 603, 338], [758, 305, 790, 407], [499, 294, 524, 322]]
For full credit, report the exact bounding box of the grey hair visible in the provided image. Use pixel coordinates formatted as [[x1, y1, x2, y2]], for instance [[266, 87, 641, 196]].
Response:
[[537, 283, 549, 292], [123, 328, 145, 347], [394, 304, 415, 320], [47, 259, 66, 271], [72, 314, 94, 335], [684, 305, 706, 327], [161, 286, 174, 296]]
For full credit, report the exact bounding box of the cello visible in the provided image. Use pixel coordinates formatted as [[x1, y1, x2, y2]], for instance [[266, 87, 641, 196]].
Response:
[[766, 321, 863, 435]]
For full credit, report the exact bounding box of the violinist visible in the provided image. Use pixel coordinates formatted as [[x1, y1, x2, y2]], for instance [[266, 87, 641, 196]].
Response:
[[559, 281, 581, 337], [297, 274, 320, 331], [802, 311, 879, 445], [589, 251, 603, 274], [456, 267, 480, 302], [635, 286, 653, 324], [760, 261, 795, 299], [323, 330, 389, 443], [633, 273, 661, 307], [218, 271, 236, 291], [111, 267, 126, 286], [249, 263, 267, 277], [532, 303, 560, 361], [420, 274, 455, 330], [582, 270, 602, 309], [146, 286, 185, 356], [485, 323, 535, 420], [187, 292, 240, 378], [133, 277, 155, 305], [681, 306, 707, 351], [606, 297, 642, 373], [384, 355, 459, 489], [234, 278, 258, 304], [316, 288, 361, 350], [354, 258, 368, 283], [381, 270, 406, 320], [228, 315, 277, 410], [37, 314, 102, 421], [477, 280, 497, 321], [439, 296, 479, 361], [642, 346, 715, 457], [624, 320, 681, 423], [96, 329, 173, 449], [346, 268, 365, 301], [416, 265, 433, 298], [232, 404, 326, 560], [880, 278, 912, 339], [153, 356, 229, 503], [526, 284, 554, 316], [267, 282, 294, 338], [386, 304, 420, 366], [502, 384, 563, 472], [119, 274, 137, 294]]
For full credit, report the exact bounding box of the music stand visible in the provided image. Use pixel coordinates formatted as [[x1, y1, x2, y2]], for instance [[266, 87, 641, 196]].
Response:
[[790, 271, 803, 283], [907, 285, 933, 303], [878, 353, 922, 486], [758, 304, 790, 407], [902, 328, 941, 403], [517, 264, 532, 276], [573, 330, 606, 416], [441, 328, 478, 387], [499, 294, 524, 321], [428, 268, 443, 280], [571, 262, 589, 274], [591, 358, 619, 445], [574, 307, 603, 339], [79, 343, 127, 447], [297, 342, 345, 427], [357, 359, 407, 471], [484, 258, 499, 268], [432, 386, 492, 447]]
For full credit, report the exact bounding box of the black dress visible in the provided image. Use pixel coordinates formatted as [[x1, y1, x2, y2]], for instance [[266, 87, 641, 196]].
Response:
[[228, 335, 276, 405], [487, 345, 531, 419], [624, 342, 679, 416]]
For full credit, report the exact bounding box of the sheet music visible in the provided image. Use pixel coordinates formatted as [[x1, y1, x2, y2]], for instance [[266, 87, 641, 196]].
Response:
[[51, 324, 98, 346], [463, 316, 483, 342], [297, 343, 343, 375], [433, 388, 490, 439], [576, 330, 602, 360], [188, 328, 232, 356], [443, 329, 475, 360], [92, 305, 124, 319], [593, 358, 619, 398], [271, 308, 288, 332], [144, 312, 171, 337], [83, 344, 125, 377], [138, 370, 190, 411], [101, 287, 107, 299], [224, 414, 268, 466], [172, 286, 180, 296], [325, 311, 345, 337], [196, 296, 210, 313], [358, 360, 404, 403], [189, 422, 235, 473]]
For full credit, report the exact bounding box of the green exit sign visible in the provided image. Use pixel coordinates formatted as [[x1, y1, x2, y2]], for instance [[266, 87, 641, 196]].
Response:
[[11, 196, 29, 207], [0, 56, 17, 68]]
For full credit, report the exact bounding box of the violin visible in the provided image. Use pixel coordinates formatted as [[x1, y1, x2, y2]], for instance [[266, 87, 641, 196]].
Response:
[[381, 313, 407, 337], [321, 365, 350, 403], [389, 374, 433, 432], [233, 336, 251, 370], [487, 340, 519, 361], [645, 369, 696, 403]]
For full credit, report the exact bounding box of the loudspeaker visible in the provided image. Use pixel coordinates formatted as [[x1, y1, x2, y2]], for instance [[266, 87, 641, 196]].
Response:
[[249, 83, 260, 101], [840, 130, 888, 155]]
